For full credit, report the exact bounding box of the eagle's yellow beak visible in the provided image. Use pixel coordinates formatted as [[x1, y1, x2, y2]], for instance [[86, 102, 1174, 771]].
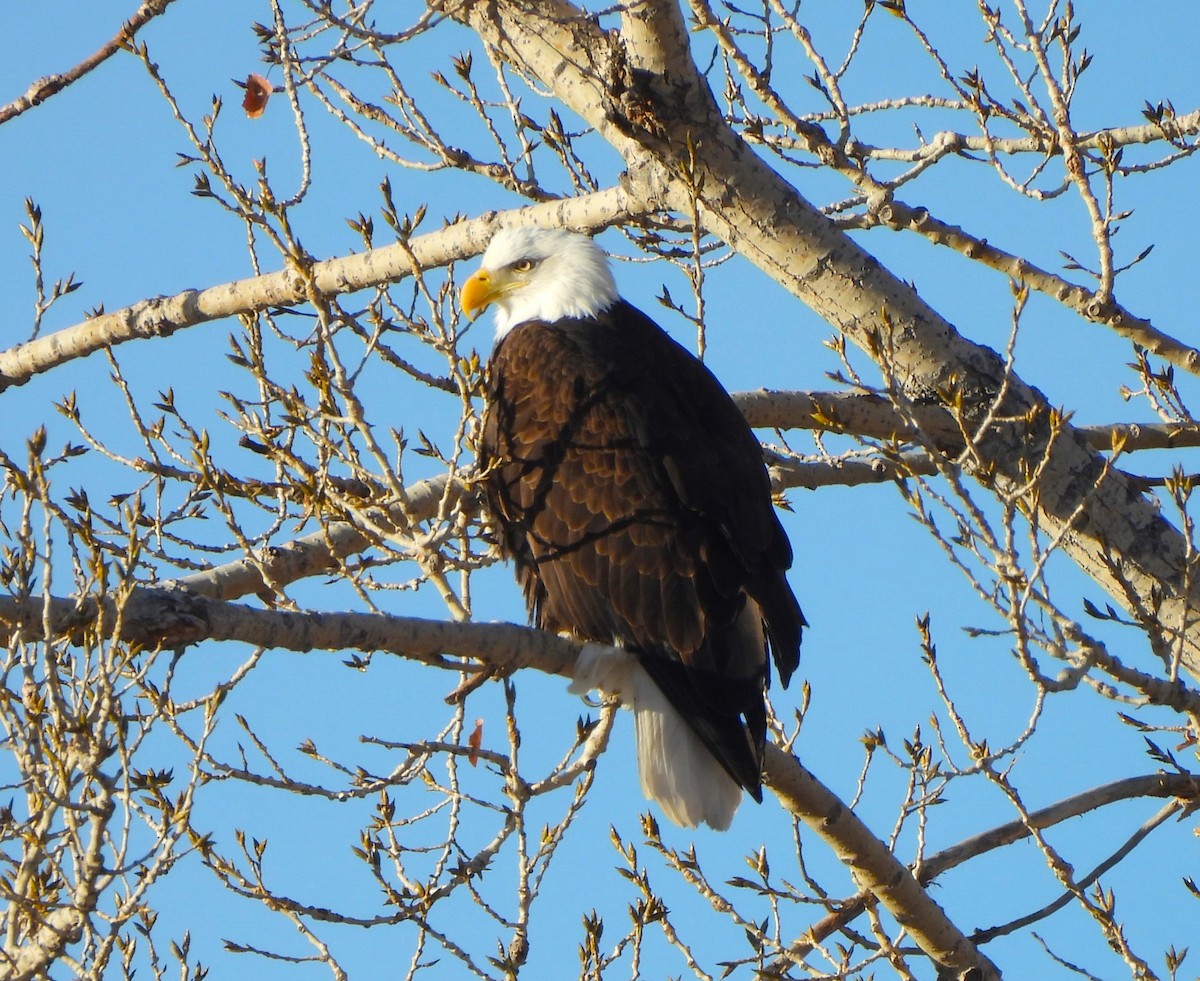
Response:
[[461, 268, 500, 320]]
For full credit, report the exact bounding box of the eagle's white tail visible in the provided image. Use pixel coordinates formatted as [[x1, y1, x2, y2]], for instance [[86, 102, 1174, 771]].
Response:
[[569, 644, 742, 830]]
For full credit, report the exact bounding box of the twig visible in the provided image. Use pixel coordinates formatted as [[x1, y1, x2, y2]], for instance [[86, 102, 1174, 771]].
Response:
[[971, 798, 1186, 943], [0, 0, 179, 126], [781, 772, 1198, 964], [764, 746, 1000, 980]]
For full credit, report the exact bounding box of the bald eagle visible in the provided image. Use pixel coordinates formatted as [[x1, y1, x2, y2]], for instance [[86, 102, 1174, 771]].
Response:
[[464, 226, 804, 830]]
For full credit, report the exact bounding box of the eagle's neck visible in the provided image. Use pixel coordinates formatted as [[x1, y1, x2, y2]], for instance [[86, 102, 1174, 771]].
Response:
[[495, 297, 616, 339]]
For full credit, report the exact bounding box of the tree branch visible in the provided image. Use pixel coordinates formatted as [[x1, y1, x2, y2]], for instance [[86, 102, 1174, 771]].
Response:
[[168, 472, 461, 601], [837, 107, 1200, 162], [922, 773, 1198, 881], [0, 0, 180, 127], [0, 586, 999, 979], [0, 186, 647, 391], [763, 746, 1000, 980], [860, 198, 1200, 376], [780, 772, 1199, 964], [162, 392, 1199, 607], [970, 797, 1184, 944], [735, 389, 1200, 452]]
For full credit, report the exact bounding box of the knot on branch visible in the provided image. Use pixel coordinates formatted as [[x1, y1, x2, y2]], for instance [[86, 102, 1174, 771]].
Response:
[[1084, 294, 1114, 321], [120, 584, 211, 649], [867, 194, 928, 232]]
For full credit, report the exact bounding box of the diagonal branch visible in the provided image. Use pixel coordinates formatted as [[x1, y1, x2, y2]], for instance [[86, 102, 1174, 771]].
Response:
[[168, 472, 460, 601], [0, 185, 647, 391], [970, 797, 1184, 944], [166, 392, 1200, 606], [922, 773, 1198, 882], [0, 0, 181, 127], [780, 772, 1199, 964], [860, 199, 1200, 376], [764, 746, 1001, 980]]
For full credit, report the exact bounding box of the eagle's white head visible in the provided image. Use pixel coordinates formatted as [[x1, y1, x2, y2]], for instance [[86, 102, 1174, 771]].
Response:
[[460, 227, 619, 339]]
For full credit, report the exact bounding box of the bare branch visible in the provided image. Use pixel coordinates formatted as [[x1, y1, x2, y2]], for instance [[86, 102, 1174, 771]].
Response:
[[781, 772, 1200, 965], [0, 0, 180, 127], [452, 0, 1200, 676], [0, 186, 648, 391], [763, 746, 1000, 980], [0, 581, 1001, 978], [859, 199, 1200, 376]]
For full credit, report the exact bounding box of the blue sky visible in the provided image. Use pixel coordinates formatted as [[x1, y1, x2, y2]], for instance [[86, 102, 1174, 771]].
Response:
[[2, 3, 1199, 978]]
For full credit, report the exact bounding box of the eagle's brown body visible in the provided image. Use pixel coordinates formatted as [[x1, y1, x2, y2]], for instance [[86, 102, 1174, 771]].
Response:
[[480, 299, 804, 802]]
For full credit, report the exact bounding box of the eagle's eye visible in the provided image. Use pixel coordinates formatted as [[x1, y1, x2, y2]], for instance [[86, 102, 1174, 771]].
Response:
[[512, 258, 535, 273]]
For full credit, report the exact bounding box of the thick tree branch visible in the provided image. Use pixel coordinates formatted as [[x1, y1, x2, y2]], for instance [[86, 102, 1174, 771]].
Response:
[[2, 908, 86, 981], [770, 452, 937, 490], [738, 390, 961, 443], [0, 586, 998, 979], [0, 591, 578, 676], [0, 186, 647, 391]]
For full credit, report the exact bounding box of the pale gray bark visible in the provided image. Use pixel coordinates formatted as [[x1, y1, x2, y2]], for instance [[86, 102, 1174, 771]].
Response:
[[0, 186, 646, 391]]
